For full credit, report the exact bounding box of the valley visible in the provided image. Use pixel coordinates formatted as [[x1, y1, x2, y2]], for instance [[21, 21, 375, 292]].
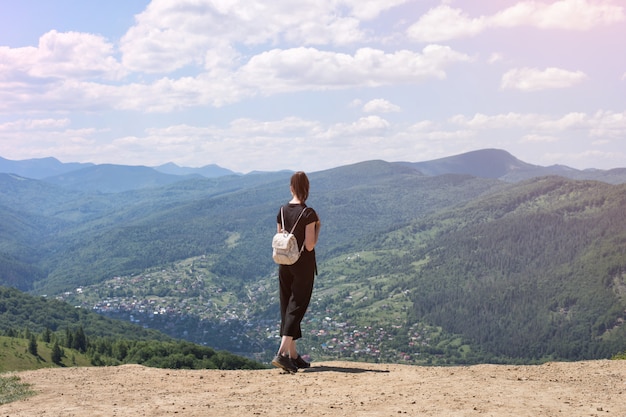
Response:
[[56, 254, 465, 365], [2, 149, 626, 366]]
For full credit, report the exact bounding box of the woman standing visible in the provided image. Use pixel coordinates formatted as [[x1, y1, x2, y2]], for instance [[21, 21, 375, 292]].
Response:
[[272, 171, 321, 373]]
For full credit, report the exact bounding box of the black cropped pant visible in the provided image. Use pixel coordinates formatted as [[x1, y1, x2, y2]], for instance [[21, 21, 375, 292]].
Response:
[[278, 251, 316, 340]]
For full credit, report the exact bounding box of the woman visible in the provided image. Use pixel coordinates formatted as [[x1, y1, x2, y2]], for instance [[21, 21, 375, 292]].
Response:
[[272, 171, 321, 373]]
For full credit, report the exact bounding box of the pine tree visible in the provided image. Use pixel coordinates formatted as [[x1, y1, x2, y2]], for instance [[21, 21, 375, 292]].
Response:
[[65, 328, 73, 349], [42, 328, 52, 343], [73, 327, 87, 353], [28, 334, 38, 357], [51, 341, 63, 365]]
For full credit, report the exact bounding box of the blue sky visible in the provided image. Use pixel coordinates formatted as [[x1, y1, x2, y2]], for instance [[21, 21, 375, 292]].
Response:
[[0, 0, 624, 173]]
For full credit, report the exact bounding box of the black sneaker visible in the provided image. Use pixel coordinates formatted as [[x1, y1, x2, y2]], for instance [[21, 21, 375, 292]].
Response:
[[292, 355, 310, 369], [271, 354, 297, 373]]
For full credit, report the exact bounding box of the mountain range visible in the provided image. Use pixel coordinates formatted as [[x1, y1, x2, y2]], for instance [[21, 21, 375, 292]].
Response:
[[1, 148, 626, 365], [2, 149, 626, 193], [0, 156, 237, 192]]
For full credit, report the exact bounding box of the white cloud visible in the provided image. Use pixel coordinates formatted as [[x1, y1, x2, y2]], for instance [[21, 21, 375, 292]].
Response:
[[539, 112, 588, 130], [588, 110, 626, 138], [408, 120, 435, 131], [0, 30, 125, 82], [341, 0, 409, 20], [520, 134, 560, 143], [115, 45, 470, 111], [325, 116, 391, 138], [0, 78, 124, 113], [362, 99, 401, 113], [450, 112, 545, 129], [492, 0, 624, 30], [0, 41, 470, 113], [119, 0, 412, 74], [1, 0, 624, 172], [0, 123, 99, 162], [423, 130, 475, 141], [488, 53, 503, 64], [349, 99, 363, 108], [109, 115, 393, 170], [407, 0, 624, 42], [407, 5, 486, 43], [0, 118, 71, 131], [450, 111, 626, 142], [500, 67, 587, 91], [228, 117, 320, 135], [238, 46, 470, 92], [3, 110, 625, 172], [0, 30, 129, 113]]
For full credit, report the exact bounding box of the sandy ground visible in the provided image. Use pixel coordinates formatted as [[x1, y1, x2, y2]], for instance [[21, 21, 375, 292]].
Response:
[[2, 360, 626, 417]]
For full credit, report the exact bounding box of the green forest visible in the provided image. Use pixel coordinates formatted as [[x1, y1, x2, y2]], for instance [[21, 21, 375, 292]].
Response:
[[0, 286, 263, 371], [2, 159, 626, 368]]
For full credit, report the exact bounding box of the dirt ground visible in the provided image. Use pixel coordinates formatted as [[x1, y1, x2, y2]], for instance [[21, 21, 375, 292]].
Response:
[[2, 360, 626, 417]]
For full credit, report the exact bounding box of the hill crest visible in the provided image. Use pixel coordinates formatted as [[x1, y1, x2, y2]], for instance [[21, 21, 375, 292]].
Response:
[[2, 149, 625, 193]]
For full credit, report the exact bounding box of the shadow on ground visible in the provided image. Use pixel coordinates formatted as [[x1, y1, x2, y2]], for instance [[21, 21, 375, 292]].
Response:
[[303, 365, 390, 374]]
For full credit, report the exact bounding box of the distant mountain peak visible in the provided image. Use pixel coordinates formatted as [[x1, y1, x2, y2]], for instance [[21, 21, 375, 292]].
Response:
[[399, 148, 534, 179], [0, 156, 94, 179], [153, 162, 237, 178], [393, 148, 625, 183], [157, 162, 181, 169]]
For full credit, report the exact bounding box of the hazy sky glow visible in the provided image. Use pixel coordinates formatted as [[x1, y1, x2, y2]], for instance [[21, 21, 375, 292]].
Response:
[[0, 0, 624, 173]]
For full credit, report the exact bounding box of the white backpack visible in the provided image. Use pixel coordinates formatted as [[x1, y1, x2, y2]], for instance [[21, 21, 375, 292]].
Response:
[[272, 207, 308, 265]]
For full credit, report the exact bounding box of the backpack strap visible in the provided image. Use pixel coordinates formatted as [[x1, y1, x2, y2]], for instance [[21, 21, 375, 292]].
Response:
[[280, 206, 286, 232]]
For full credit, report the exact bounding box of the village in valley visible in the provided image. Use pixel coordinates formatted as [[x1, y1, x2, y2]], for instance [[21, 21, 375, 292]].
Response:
[[56, 255, 457, 365]]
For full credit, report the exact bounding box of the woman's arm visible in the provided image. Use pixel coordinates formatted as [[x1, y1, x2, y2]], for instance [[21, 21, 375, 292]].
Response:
[[304, 220, 321, 251]]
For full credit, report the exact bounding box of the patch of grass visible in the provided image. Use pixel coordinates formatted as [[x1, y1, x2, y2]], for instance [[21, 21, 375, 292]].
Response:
[[0, 336, 92, 372], [0, 374, 35, 405]]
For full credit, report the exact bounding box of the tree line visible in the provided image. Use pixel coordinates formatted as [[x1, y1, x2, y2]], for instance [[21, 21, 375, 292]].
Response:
[[3, 326, 264, 370]]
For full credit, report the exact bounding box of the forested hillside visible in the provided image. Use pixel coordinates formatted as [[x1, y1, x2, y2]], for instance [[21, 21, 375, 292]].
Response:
[[0, 286, 264, 371], [2, 156, 626, 365], [1, 162, 502, 295], [430, 178, 626, 359], [355, 176, 626, 361]]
